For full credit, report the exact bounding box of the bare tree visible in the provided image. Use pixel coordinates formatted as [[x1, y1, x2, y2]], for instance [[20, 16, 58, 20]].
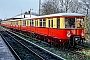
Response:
[[81, 0, 90, 18], [41, 0, 61, 15], [41, 0, 90, 15], [69, 0, 82, 13]]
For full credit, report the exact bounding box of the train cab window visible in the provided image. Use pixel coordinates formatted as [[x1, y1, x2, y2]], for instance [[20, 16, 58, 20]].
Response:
[[43, 20, 46, 27], [65, 18, 75, 28], [40, 19, 42, 27], [57, 18, 60, 28], [76, 18, 84, 28], [23, 20, 26, 26]]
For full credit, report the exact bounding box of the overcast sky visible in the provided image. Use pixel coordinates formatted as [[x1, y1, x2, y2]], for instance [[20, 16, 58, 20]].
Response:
[[0, 0, 43, 19]]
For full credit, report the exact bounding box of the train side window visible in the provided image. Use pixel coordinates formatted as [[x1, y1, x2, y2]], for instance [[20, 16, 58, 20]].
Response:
[[51, 20, 53, 28], [35, 20, 36, 27], [57, 18, 60, 28], [37, 20, 38, 27], [30, 20, 31, 26], [43, 19, 46, 27], [48, 20, 50, 28], [32, 20, 34, 26], [40, 19, 42, 27], [23, 20, 26, 26]]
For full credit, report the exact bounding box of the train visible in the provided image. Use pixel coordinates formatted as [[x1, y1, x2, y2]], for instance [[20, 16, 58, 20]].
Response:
[[1, 13, 86, 48]]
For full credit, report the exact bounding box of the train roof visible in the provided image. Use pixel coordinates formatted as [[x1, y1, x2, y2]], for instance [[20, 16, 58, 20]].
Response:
[[40, 13, 85, 17], [24, 13, 85, 20]]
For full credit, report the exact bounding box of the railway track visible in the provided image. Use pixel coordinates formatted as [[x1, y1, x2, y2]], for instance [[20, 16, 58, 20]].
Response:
[[0, 31, 44, 60], [0, 30, 64, 60]]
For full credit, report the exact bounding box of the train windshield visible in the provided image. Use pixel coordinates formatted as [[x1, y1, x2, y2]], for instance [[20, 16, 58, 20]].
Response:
[[65, 18, 75, 28], [76, 18, 84, 28], [65, 18, 85, 28]]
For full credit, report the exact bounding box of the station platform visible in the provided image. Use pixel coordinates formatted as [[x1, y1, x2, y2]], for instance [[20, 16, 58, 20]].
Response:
[[0, 36, 16, 60]]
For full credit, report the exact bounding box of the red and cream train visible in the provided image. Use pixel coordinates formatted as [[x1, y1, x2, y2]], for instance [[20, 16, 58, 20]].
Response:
[[1, 13, 86, 47]]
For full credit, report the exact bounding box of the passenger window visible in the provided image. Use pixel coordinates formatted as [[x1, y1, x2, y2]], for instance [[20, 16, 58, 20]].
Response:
[[43, 19, 46, 27], [40, 19, 42, 27], [57, 18, 60, 28], [35, 20, 37, 26], [48, 20, 50, 27], [37, 20, 38, 27], [30, 20, 34, 26], [51, 20, 53, 28], [30, 20, 31, 26], [23, 20, 26, 26], [32, 20, 34, 26]]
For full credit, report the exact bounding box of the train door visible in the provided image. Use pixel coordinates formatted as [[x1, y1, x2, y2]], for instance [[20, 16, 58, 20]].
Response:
[[57, 18, 60, 28], [48, 19, 53, 35], [48, 19, 53, 28]]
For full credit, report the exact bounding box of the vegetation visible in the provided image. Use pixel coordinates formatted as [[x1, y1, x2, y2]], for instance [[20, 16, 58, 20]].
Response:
[[86, 19, 90, 42]]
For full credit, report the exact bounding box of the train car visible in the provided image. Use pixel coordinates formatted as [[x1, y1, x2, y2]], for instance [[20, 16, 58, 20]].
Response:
[[1, 13, 86, 48]]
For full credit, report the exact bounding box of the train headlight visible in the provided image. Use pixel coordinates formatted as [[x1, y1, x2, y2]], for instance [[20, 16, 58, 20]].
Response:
[[67, 31, 71, 37], [81, 30, 84, 36]]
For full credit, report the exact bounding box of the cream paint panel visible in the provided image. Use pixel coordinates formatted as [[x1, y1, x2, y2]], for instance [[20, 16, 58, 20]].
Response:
[[21, 20, 23, 26], [46, 18, 48, 27], [42, 19, 43, 27], [26, 20, 28, 26], [38, 19, 40, 27], [53, 18, 57, 28], [26, 20, 30, 26], [28, 20, 30, 26], [18, 21, 20, 25], [14, 21, 16, 25], [13, 22, 15, 25], [36, 20, 37, 27], [12, 22, 14, 25], [60, 17, 65, 28], [9, 22, 10, 25], [18, 20, 23, 25]]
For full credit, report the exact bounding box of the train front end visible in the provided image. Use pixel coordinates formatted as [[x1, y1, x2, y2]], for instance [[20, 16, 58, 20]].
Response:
[[64, 16, 86, 47]]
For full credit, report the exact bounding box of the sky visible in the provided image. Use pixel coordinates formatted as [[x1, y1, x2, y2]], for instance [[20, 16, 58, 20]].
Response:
[[0, 0, 42, 19]]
